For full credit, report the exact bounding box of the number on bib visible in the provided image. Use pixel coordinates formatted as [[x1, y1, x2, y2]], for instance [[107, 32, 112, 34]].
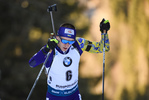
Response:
[[66, 70, 72, 81]]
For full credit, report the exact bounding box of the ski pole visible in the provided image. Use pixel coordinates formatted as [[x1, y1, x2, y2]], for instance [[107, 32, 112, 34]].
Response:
[[47, 4, 57, 35], [102, 30, 106, 100], [26, 4, 57, 100], [26, 53, 50, 100]]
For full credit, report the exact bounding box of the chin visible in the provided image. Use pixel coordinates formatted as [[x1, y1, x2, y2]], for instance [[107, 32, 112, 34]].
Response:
[[62, 49, 67, 52]]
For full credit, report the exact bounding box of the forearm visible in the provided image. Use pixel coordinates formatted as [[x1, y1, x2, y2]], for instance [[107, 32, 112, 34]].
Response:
[[76, 33, 110, 53], [89, 33, 110, 53], [29, 46, 49, 67], [99, 33, 110, 52]]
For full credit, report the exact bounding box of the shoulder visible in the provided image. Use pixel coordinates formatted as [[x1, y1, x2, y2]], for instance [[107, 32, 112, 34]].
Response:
[[76, 37, 91, 46], [76, 37, 86, 44], [72, 38, 83, 55]]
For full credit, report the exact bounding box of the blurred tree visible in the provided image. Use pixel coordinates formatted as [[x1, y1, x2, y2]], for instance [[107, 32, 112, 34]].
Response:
[[108, 0, 149, 100]]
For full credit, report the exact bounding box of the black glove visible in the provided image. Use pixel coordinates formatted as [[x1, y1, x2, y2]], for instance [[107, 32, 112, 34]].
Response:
[[100, 18, 110, 33], [45, 38, 59, 51]]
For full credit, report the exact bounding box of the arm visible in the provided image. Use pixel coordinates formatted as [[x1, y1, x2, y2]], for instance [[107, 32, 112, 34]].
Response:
[[29, 46, 49, 67], [76, 34, 110, 53], [29, 38, 59, 67], [76, 18, 110, 53]]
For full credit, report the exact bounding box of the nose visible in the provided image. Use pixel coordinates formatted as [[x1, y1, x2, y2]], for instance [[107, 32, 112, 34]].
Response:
[[64, 43, 70, 47], [66, 43, 70, 46]]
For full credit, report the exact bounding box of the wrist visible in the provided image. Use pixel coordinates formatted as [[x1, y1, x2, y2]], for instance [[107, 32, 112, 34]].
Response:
[[101, 33, 107, 35], [44, 45, 50, 53]]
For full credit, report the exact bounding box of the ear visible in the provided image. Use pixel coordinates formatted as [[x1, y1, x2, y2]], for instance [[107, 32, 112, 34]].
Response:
[[56, 36, 59, 39], [56, 36, 60, 43]]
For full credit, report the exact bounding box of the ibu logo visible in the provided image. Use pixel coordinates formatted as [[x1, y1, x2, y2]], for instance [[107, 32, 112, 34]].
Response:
[[64, 29, 74, 35], [68, 30, 72, 33], [63, 57, 72, 67]]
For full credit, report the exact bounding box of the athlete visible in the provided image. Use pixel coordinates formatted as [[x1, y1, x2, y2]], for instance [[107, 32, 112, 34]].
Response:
[[29, 19, 110, 100]]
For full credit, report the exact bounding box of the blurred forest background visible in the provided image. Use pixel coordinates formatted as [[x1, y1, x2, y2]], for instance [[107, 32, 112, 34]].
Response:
[[0, 0, 148, 100]]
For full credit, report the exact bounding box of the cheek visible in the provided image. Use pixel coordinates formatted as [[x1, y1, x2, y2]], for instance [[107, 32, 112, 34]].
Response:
[[66, 44, 71, 48], [58, 42, 63, 49]]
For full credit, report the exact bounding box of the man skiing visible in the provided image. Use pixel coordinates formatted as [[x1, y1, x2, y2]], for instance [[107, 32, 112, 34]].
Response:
[[29, 19, 110, 100]]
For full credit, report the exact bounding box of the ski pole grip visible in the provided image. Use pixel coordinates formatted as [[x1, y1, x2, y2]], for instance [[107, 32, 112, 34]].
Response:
[[48, 33, 55, 53], [50, 33, 55, 39], [47, 4, 57, 12]]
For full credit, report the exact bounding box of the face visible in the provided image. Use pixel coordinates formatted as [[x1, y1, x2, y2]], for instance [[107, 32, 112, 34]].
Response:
[[56, 36, 75, 52]]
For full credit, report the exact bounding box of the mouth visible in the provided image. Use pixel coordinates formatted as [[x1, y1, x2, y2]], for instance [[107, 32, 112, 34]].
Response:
[[63, 47, 68, 51]]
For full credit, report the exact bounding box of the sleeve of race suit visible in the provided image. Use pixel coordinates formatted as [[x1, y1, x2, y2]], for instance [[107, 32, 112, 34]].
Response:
[[29, 45, 49, 67], [76, 33, 110, 53]]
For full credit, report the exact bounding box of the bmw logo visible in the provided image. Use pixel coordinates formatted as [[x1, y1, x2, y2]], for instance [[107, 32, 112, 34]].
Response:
[[63, 57, 72, 67]]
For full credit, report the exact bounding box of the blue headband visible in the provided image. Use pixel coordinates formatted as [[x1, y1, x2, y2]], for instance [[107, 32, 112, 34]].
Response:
[[57, 27, 76, 39]]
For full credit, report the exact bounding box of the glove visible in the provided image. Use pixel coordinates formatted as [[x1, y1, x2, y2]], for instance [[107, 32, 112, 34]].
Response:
[[46, 38, 59, 50], [100, 18, 110, 33]]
